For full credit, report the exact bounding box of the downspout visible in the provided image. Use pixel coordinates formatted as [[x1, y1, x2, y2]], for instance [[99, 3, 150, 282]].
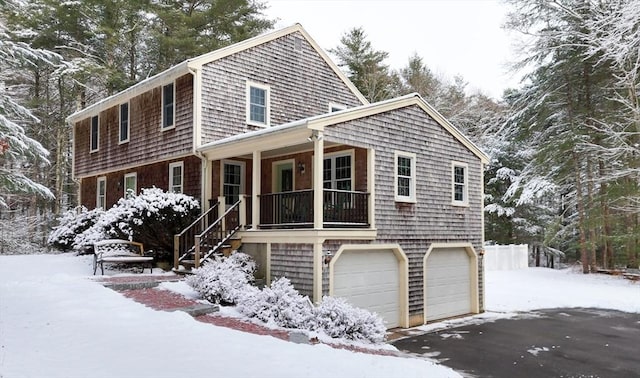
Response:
[[187, 65, 210, 211]]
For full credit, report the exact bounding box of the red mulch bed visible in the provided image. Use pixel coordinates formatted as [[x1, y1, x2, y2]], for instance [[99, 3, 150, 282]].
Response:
[[99, 276, 399, 356], [195, 314, 290, 340]]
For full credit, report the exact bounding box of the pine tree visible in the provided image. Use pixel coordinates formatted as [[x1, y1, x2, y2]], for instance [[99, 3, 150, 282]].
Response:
[[0, 1, 56, 208]]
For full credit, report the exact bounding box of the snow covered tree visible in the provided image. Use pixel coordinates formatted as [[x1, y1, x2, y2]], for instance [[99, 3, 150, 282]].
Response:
[[0, 2, 56, 209]]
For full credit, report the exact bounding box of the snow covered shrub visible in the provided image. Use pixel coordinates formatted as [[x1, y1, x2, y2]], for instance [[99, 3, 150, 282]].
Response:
[[236, 277, 315, 330], [314, 296, 386, 344], [186, 252, 257, 305], [47, 206, 104, 251], [100, 187, 200, 259]]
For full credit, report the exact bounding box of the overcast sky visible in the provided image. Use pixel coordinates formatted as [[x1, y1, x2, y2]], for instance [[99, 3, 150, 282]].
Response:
[[264, 0, 521, 99]]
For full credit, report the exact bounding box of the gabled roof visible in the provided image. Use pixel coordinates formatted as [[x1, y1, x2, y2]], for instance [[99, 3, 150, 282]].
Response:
[[66, 24, 368, 124], [198, 93, 489, 164]]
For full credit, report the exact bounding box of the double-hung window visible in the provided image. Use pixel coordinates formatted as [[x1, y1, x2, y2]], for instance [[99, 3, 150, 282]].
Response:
[[246, 81, 270, 126], [119, 102, 129, 143], [162, 82, 175, 129], [124, 172, 137, 197], [90, 115, 99, 152], [169, 162, 183, 193], [452, 162, 468, 206], [96, 177, 106, 209], [394, 151, 416, 202]]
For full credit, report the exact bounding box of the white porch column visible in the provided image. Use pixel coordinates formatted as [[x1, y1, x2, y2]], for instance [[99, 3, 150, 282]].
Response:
[[252, 150, 261, 228], [313, 132, 324, 229], [367, 148, 376, 229]]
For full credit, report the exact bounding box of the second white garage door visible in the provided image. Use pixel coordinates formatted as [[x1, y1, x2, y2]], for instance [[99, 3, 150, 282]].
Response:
[[332, 249, 400, 328], [425, 247, 472, 322]]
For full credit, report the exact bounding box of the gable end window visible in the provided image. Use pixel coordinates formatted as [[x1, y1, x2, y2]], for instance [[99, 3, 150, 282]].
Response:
[[162, 82, 175, 130], [169, 161, 184, 193], [394, 151, 416, 203], [246, 81, 270, 127], [119, 102, 129, 143], [452, 162, 468, 206], [90, 115, 99, 152]]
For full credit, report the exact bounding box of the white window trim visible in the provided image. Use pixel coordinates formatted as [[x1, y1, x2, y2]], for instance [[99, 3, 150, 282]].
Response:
[[119, 102, 130, 144], [394, 151, 417, 203], [328, 102, 347, 113], [451, 161, 469, 207], [90, 115, 99, 153], [221, 160, 246, 204], [246, 81, 271, 127], [96, 176, 106, 209], [168, 161, 184, 193], [161, 82, 176, 131], [124, 172, 137, 197], [322, 149, 355, 191]]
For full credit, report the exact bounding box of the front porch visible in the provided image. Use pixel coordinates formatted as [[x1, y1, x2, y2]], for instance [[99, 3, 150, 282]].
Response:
[[201, 125, 376, 232]]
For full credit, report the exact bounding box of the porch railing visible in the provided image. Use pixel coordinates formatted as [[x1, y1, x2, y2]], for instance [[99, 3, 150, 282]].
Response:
[[258, 189, 369, 228], [173, 202, 219, 269]]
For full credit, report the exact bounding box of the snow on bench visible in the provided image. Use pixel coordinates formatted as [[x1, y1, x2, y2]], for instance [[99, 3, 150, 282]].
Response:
[[93, 239, 154, 275]]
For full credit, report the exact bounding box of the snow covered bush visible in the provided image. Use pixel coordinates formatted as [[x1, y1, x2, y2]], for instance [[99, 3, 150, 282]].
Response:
[[314, 296, 386, 344], [236, 277, 315, 330], [47, 206, 104, 252], [186, 252, 257, 305]]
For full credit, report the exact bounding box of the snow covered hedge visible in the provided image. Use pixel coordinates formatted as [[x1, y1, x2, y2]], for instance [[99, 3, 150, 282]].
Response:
[[47, 206, 104, 251], [187, 252, 387, 344], [48, 188, 200, 259], [186, 252, 256, 305]]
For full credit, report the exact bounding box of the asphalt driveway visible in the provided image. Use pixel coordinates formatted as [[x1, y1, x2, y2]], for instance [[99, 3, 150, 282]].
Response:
[[392, 308, 640, 378]]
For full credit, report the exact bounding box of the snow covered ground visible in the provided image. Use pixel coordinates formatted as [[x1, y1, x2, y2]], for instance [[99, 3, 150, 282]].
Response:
[[0, 253, 458, 378], [1, 254, 637, 378]]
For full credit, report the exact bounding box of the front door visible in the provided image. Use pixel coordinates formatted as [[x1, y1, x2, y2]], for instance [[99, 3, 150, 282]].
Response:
[[274, 162, 293, 193], [273, 161, 295, 224]]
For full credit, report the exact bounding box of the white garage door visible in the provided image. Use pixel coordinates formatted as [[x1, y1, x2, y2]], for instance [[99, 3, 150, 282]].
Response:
[[333, 249, 400, 328], [425, 247, 472, 321]]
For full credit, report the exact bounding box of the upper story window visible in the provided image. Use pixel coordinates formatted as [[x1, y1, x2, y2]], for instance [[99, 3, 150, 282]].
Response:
[[124, 172, 137, 197], [452, 162, 468, 206], [246, 81, 270, 127], [96, 176, 106, 209], [90, 115, 99, 153], [169, 161, 183, 193], [394, 151, 416, 203], [162, 82, 175, 130], [119, 102, 129, 143]]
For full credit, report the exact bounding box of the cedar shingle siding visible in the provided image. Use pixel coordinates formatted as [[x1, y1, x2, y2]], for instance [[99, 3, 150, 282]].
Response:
[[74, 74, 194, 178], [323, 105, 484, 316], [200, 32, 362, 143], [80, 156, 201, 209]]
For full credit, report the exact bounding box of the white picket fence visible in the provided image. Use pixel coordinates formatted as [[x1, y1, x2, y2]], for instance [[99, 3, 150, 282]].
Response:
[[484, 244, 529, 271]]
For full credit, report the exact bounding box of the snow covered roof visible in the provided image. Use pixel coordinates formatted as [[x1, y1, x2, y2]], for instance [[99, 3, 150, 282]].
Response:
[[198, 93, 490, 164], [66, 24, 367, 125]]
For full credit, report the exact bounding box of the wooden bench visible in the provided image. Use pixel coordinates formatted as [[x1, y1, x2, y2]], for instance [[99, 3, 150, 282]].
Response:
[[93, 239, 154, 275]]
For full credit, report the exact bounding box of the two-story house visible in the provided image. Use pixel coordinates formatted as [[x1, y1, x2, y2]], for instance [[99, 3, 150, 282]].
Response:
[[67, 24, 489, 329]]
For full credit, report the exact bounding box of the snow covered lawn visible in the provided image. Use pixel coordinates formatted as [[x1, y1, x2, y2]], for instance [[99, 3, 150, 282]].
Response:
[[485, 266, 640, 314], [2, 254, 637, 378], [0, 253, 458, 378]]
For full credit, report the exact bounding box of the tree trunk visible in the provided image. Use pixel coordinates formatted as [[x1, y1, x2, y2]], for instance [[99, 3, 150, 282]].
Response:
[[573, 151, 589, 273], [599, 160, 612, 269]]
